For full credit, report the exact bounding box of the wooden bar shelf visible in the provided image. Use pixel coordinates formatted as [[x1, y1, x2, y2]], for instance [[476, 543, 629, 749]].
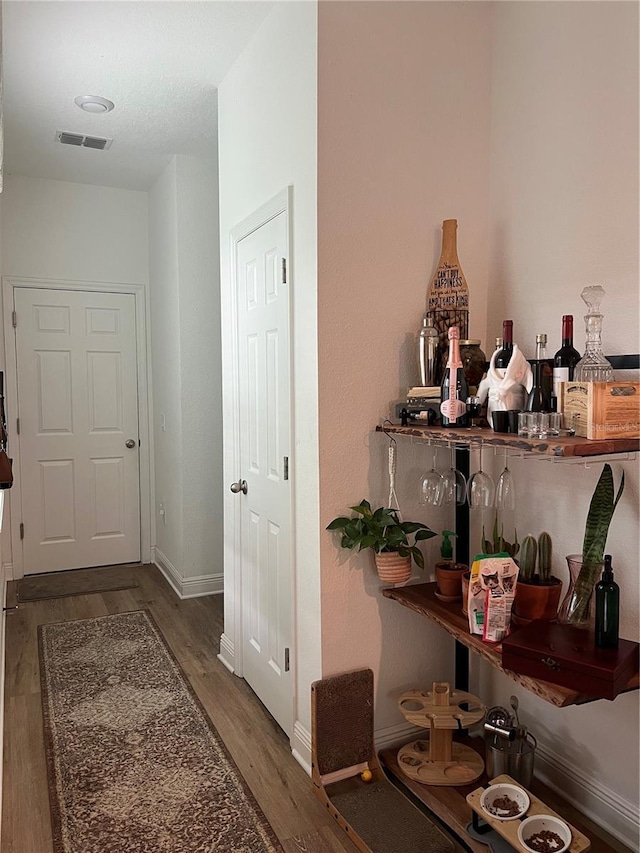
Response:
[[382, 583, 640, 707], [375, 423, 639, 458]]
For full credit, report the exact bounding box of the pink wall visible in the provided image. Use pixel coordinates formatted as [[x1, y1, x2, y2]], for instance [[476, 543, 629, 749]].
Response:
[[317, 1, 492, 728]]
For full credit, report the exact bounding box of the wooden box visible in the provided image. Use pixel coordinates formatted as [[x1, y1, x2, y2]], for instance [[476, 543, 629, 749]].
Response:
[[502, 621, 639, 701], [562, 380, 640, 439]]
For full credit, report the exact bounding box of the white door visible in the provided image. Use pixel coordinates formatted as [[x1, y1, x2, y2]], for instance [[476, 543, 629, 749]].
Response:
[[13, 287, 141, 574], [236, 210, 292, 736]]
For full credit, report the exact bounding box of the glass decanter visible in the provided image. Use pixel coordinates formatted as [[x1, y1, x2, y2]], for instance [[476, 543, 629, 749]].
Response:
[[573, 285, 613, 382]]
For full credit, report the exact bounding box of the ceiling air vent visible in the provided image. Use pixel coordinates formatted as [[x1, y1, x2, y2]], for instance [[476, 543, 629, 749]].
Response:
[[56, 131, 113, 150]]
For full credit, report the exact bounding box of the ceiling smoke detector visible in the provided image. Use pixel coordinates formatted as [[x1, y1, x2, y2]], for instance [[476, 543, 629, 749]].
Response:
[[56, 130, 113, 150], [74, 95, 115, 113]]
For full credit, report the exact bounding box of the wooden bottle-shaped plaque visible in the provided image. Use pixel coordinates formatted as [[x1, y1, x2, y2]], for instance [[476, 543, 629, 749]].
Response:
[[426, 219, 470, 365]]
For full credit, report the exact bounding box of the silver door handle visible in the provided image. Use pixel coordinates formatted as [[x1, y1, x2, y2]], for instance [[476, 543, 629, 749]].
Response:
[[230, 479, 248, 495], [125, 439, 136, 449]]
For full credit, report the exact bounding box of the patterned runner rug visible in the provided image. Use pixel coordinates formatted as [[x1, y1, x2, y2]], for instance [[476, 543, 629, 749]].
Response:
[[39, 610, 283, 853]]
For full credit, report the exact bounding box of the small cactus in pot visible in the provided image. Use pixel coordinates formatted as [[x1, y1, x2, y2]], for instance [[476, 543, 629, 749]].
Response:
[[518, 535, 538, 583], [513, 531, 562, 624], [537, 531, 553, 583]]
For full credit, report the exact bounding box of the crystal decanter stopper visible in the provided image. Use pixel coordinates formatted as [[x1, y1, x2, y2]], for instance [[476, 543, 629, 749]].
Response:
[[573, 285, 614, 382]]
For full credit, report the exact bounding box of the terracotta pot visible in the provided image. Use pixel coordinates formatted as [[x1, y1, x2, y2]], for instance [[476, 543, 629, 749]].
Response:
[[375, 552, 412, 585], [513, 577, 562, 623], [434, 561, 468, 600]]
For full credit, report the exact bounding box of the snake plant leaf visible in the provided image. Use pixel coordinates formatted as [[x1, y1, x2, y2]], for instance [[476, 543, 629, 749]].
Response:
[[581, 464, 625, 567]]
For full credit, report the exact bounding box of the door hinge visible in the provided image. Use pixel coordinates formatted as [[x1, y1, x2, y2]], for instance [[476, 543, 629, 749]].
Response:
[[12, 311, 17, 328], [19, 523, 24, 540], [283, 456, 289, 481], [281, 258, 287, 284], [284, 647, 290, 672], [16, 418, 20, 435]]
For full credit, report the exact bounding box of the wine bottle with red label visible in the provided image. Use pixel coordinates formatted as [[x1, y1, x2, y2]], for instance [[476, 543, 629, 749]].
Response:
[[440, 326, 469, 427], [553, 314, 581, 403]]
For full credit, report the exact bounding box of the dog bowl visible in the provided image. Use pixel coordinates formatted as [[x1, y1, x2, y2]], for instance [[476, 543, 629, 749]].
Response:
[[518, 814, 572, 853], [480, 782, 530, 821]]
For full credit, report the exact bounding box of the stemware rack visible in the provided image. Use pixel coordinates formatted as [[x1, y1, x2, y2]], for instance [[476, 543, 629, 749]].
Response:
[[375, 423, 639, 459]]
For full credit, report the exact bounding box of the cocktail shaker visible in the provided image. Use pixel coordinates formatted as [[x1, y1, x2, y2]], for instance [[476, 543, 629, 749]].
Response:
[[418, 314, 439, 386]]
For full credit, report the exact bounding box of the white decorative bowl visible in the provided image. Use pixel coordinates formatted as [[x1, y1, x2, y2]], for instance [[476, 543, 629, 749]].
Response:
[[480, 782, 530, 821], [518, 814, 572, 853]]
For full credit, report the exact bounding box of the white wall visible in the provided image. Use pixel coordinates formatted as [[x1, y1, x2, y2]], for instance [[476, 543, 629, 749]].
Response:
[[317, 0, 492, 735], [218, 1, 319, 759], [148, 155, 222, 595], [1, 175, 148, 284], [0, 174, 149, 572], [148, 160, 184, 575], [175, 156, 223, 585], [486, 3, 639, 846]]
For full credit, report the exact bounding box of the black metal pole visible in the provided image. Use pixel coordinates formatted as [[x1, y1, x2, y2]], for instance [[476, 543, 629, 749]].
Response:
[[455, 444, 470, 692]]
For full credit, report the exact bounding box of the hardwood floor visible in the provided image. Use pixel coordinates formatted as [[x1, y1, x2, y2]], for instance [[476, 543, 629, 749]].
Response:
[[1, 565, 354, 853]]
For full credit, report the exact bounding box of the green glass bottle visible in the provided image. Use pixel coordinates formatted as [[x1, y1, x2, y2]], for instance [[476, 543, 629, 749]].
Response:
[[595, 555, 619, 649]]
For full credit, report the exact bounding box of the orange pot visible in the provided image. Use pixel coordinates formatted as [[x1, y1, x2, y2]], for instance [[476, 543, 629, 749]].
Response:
[[375, 552, 412, 585], [513, 578, 562, 623], [435, 561, 468, 600]]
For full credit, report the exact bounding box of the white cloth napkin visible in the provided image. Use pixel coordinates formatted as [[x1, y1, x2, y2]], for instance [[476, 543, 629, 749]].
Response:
[[478, 344, 533, 421]]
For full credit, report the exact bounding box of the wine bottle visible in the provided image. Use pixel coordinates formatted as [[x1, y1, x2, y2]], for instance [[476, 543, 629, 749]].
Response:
[[494, 320, 513, 369], [525, 334, 552, 412], [426, 219, 470, 374], [595, 555, 619, 649], [440, 326, 469, 427], [553, 315, 581, 403]]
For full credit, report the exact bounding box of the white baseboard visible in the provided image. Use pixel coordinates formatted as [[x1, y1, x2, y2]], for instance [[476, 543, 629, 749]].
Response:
[[217, 633, 235, 674], [374, 720, 423, 751], [154, 548, 223, 599], [291, 720, 312, 775], [535, 740, 639, 850]]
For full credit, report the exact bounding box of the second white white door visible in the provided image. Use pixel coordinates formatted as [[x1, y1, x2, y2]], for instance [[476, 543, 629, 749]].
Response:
[[236, 209, 293, 737], [13, 287, 141, 574]]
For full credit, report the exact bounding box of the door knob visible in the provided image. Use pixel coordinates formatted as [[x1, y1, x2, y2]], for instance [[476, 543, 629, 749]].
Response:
[[230, 479, 248, 495], [125, 439, 136, 449]]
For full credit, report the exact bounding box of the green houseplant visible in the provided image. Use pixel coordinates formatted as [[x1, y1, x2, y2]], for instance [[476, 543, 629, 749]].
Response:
[[327, 500, 436, 584], [558, 463, 625, 627], [482, 516, 519, 560]]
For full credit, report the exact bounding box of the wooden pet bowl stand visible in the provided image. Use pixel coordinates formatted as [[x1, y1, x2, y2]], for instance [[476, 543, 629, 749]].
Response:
[[397, 682, 486, 786]]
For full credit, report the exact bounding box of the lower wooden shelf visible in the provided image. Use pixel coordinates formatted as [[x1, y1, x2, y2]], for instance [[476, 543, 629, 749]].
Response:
[[380, 739, 626, 853], [382, 583, 640, 707]]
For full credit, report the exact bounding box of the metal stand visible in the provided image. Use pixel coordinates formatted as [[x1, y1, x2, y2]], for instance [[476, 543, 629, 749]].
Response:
[[455, 444, 470, 693]]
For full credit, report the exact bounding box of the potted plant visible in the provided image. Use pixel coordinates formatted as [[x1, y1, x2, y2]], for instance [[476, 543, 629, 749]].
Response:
[[558, 463, 625, 628], [327, 500, 436, 584], [466, 517, 520, 615], [513, 532, 562, 624], [434, 530, 468, 601], [482, 516, 520, 559]]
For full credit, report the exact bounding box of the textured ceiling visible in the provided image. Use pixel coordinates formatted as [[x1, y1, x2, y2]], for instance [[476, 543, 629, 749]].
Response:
[[2, 1, 273, 190]]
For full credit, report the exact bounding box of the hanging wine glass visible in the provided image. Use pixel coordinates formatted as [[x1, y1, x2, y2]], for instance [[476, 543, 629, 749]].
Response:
[[441, 446, 467, 506], [419, 447, 444, 507], [495, 450, 516, 511], [467, 444, 495, 509]]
